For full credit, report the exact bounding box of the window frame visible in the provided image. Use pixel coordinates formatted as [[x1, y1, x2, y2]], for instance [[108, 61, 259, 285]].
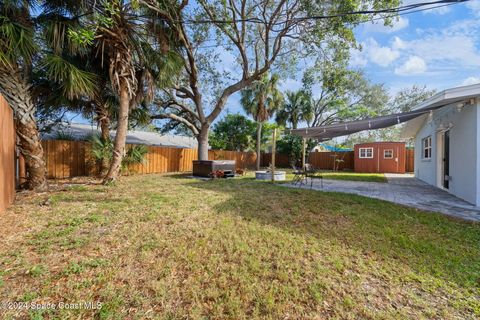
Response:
[[422, 136, 432, 159], [359, 147, 374, 159], [383, 149, 394, 159]]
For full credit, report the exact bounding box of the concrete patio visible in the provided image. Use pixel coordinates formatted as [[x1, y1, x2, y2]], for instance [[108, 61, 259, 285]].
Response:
[[285, 173, 480, 222]]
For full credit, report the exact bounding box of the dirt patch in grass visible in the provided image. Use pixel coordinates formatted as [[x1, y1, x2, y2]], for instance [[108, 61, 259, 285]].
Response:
[[0, 174, 478, 319]]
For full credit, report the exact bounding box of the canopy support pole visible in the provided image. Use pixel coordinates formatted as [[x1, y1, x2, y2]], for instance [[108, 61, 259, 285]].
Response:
[[302, 137, 306, 170], [271, 128, 276, 182]]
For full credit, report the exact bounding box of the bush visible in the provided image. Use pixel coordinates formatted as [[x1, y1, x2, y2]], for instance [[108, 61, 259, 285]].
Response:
[[89, 134, 148, 175], [276, 133, 316, 166]]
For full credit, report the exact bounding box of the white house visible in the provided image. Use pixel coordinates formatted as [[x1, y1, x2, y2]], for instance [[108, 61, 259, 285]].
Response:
[[401, 83, 480, 205]]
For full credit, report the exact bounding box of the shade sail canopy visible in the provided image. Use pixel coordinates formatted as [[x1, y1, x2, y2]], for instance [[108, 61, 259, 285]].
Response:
[[290, 106, 442, 140]]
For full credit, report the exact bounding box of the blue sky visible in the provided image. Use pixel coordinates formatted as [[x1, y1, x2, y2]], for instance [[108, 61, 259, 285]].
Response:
[[222, 0, 480, 116], [351, 0, 480, 93], [70, 1, 480, 128]]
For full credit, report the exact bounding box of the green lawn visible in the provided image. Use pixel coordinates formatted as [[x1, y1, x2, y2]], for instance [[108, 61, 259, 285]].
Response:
[[316, 171, 387, 183], [1, 174, 479, 319], [277, 169, 387, 183]]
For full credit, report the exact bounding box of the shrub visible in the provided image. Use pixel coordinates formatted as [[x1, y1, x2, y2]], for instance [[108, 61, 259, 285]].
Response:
[[89, 134, 148, 175]]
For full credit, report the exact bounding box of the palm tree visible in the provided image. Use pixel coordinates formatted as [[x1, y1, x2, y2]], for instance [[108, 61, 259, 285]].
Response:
[[84, 0, 182, 183], [276, 90, 313, 129], [241, 74, 283, 170], [37, 50, 118, 176], [0, 1, 47, 190], [0, 1, 95, 191]]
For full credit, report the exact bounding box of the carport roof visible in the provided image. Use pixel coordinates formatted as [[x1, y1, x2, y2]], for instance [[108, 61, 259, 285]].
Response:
[[291, 83, 480, 141], [290, 107, 440, 140]]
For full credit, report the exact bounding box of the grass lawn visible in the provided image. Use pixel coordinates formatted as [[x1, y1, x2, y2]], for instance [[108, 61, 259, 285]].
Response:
[[1, 173, 479, 319], [315, 171, 387, 183], [275, 169, 387, 183]]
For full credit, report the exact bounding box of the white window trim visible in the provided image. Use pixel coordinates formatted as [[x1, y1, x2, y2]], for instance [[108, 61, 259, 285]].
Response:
[[359, 147, 374, 159], [422, 136, 432, 159], [383, 149, 393, 159]]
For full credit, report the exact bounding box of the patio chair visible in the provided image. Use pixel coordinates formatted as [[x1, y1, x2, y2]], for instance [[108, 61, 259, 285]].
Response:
[[291, 165, 306, 186], [305, 163, 323, 189]]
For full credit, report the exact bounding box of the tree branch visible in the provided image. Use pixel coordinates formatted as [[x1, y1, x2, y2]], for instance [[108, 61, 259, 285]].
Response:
[[150, 113, 200, 135]]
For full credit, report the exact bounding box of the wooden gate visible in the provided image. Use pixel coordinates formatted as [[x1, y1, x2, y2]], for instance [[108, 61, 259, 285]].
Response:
[[405, 148, 415, 172]]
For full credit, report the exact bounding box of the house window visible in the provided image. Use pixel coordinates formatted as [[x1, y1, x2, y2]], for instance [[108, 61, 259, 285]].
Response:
[[422, 136, 432, 159], [359, 147, 373, 159], [384, 149, 393, 159]]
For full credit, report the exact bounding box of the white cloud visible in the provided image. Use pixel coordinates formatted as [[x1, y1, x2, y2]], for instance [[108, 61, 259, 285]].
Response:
[[364, 38, 400, 67], [349, 37, 402, 68], [392, 34, 480, 68], [392, 36, 406, 50], [425, 5, 451, 15], [364, 16, 409, 33], [349, 48, 368, 67], [394, 56, 427, 75], [466, 0, 480, 16], [351, 14, 480, 73], [462, 76, 480, 86], [402, 0, 451, 15]]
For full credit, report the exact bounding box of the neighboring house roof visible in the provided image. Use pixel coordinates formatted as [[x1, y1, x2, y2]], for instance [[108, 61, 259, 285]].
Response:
[[401, 83, 480, 138], [41, 123, 199, 149]]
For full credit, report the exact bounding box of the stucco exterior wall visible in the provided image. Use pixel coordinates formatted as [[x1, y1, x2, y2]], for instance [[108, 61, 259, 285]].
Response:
[[414, 102, 479, 205], [414, 120, 437, 186], [449, 103, 478, 204], [475, 101, 480, 206]]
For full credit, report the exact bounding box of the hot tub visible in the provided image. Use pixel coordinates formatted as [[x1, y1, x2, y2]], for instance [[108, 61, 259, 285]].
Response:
[[255, 171, 286, 181], [193, 160, 236, 177]]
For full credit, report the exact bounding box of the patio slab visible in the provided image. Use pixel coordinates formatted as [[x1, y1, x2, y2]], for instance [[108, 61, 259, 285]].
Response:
[[284, 173, 480, 222]]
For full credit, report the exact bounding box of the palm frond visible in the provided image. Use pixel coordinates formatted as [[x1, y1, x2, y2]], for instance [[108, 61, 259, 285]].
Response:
[[0, 16, 36, 67], [89, 133, 113, 162], [155, 50, 184, 87], [39, 13, 88, 56], [122, 144, 148, 169], [41, 53, 97, 99]]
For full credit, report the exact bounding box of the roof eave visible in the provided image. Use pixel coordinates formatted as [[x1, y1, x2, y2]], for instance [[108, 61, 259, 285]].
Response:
[[413, 83, 480, 111]]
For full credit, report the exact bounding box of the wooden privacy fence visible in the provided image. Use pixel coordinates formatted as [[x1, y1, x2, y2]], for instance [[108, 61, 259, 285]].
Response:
[[261, 151, 355, 170], [39, 140, 415, 179], [261, 153, 290, 168], [309, 152, 355, 170], [41, 140, 258, 179], [0, 95, 16, 213], [263, 150, 414, 172]]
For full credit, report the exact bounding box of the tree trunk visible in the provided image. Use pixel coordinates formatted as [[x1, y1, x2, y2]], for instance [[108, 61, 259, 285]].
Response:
[[197, 125, 210, 160], [256, 122, 262, 170], [103, 86, 129, 184], [0, 69, 47, 191], [97, 106, 111, 176], [99, 112, 110, 141], [16, 119, 48, 191]]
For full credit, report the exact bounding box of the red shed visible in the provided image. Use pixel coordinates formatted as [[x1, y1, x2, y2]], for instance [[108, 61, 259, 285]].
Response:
[[354, 142, 406, 173]]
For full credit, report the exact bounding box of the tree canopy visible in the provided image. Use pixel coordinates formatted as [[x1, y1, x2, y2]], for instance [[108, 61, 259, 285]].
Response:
[[209, 114, 256, 152]]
